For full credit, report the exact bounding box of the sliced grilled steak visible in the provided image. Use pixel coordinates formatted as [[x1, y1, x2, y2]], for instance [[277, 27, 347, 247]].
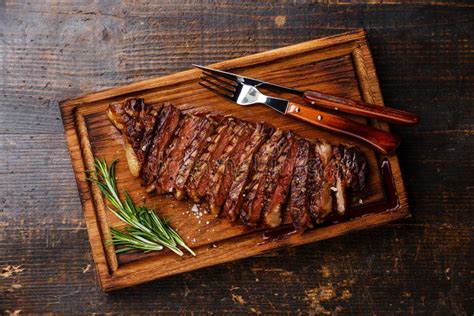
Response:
[[308, 142, 337, 223], [107, 99, 369, 231], [207, 122, 255, 215], [174, 116, 216, 200], [224, 124, 275, 221], [156, 115, 207, 194], [307, 142, 333, 223], [262, 134, 298, 228], [209, 123, 273, 216], [106, 98, 160, 177], [199, 120, 250, 212], [186, 117, 236, 202], [332, 145, 368, 214], [240, 130, 289, 227], [141, 103, 181, 191], [289, 139, 313, 230]]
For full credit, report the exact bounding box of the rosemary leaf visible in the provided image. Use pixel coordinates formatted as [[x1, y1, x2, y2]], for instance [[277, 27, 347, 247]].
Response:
[[89, 158, 196, 256]]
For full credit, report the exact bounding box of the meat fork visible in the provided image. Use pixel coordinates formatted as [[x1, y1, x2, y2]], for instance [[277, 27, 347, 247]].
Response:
[[195, 65, 401, 154]]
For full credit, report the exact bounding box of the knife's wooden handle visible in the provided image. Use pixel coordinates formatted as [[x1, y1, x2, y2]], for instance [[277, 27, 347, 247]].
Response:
[[303, 91, 419, 125], [286, 102, 401, 154]]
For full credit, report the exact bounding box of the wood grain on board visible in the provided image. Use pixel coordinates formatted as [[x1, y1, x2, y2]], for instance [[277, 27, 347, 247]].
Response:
[[60, 29, 409, 291]]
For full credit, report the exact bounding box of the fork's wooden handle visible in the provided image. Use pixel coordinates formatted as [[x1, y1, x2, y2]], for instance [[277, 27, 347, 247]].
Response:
[[286, 102, 401, 154], [303, 91, 419, 125]]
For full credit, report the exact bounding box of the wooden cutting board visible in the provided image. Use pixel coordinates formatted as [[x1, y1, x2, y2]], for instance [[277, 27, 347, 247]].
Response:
[[59, 29, 409, 292]]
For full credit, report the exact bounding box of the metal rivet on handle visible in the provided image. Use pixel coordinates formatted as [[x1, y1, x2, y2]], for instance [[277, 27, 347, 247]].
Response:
[[289, 103, 300, 113]]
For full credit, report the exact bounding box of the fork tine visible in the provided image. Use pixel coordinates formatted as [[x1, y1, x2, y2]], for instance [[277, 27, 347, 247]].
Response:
[[199, 82, 235, 101], [193, 64, 239, 82], [201, 75, 236, 95], [202, 71, 237, 87]]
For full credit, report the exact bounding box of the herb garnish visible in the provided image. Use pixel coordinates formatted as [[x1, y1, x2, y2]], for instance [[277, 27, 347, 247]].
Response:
[[88, 158, 195, 256]]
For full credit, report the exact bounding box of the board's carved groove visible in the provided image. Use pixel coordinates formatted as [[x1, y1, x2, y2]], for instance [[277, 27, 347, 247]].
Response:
[[75, 112, 118, 273]]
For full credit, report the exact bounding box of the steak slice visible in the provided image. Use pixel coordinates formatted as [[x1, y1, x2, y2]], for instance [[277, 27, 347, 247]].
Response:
[[240, 130, 288, 227], [207, 122, 255, 215], [262, 134, 298, 228], [186, 117, 236, 202], [307, 141, 334, 223], [208, 122, 273, 216], [174, 116, 216, 200], [224, 124, 275, 221], [141, 103, 181, 191], [106, 98, 160, 177], [156, 115, 207, 194], [198, 120, 250, 211], [289, 139, 313, 230], [306, 142, 368, 223], [332, 145, 368, 214]]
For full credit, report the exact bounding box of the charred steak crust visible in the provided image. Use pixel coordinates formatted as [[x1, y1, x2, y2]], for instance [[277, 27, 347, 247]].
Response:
[[186, 117, 236, 202], [106, 98, 161, 177], [334, 145, 368, 192], [331, 145, 368, 214], [199, 120, 249, 207], [223, 123, 274, 221], [289, 139, 313, 230], [309, 142, 336, 223], [208, 122, 256, 215], [188, 118, 249, 208], [240, 130, 289, 226], [107, 99, 369, 231], [174, 116, 216, 200], [262, 134, 298, 228], [141, 103, 181, 189], [156, 115, 205, 194], [307, 142, 326, 223], [237, 130, 284, 225]]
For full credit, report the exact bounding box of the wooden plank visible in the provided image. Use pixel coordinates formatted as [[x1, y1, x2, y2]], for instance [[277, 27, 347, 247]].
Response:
[[59, 29, 411, 291]]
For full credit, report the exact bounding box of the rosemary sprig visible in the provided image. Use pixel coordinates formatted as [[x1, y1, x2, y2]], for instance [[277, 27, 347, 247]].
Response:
[[87, 158, 195, 256]]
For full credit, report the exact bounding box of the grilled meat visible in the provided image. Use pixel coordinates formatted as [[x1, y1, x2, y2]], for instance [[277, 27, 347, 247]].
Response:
[[186, 117, 237, 202], [156, 115, 208, 194], [107, 99, 368, 231], [174, 116, 216, 200], [141, 103, 181, 192], [262, 135, 298, 228], [332, 145, 368, 214], [240, 130, 290, 226], [106, 98, 161, 177], [307, 142, 334, 223], [289, 139, 313, 230], [223, 124, 274, 221], [208, 122, 256, 215]]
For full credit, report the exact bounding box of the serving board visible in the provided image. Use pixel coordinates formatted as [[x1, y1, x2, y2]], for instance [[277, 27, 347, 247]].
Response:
[[59, 29, 410, 292]]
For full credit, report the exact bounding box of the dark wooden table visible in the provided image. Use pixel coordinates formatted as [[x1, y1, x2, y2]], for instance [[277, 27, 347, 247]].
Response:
[[1, 1, 472, 314]]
